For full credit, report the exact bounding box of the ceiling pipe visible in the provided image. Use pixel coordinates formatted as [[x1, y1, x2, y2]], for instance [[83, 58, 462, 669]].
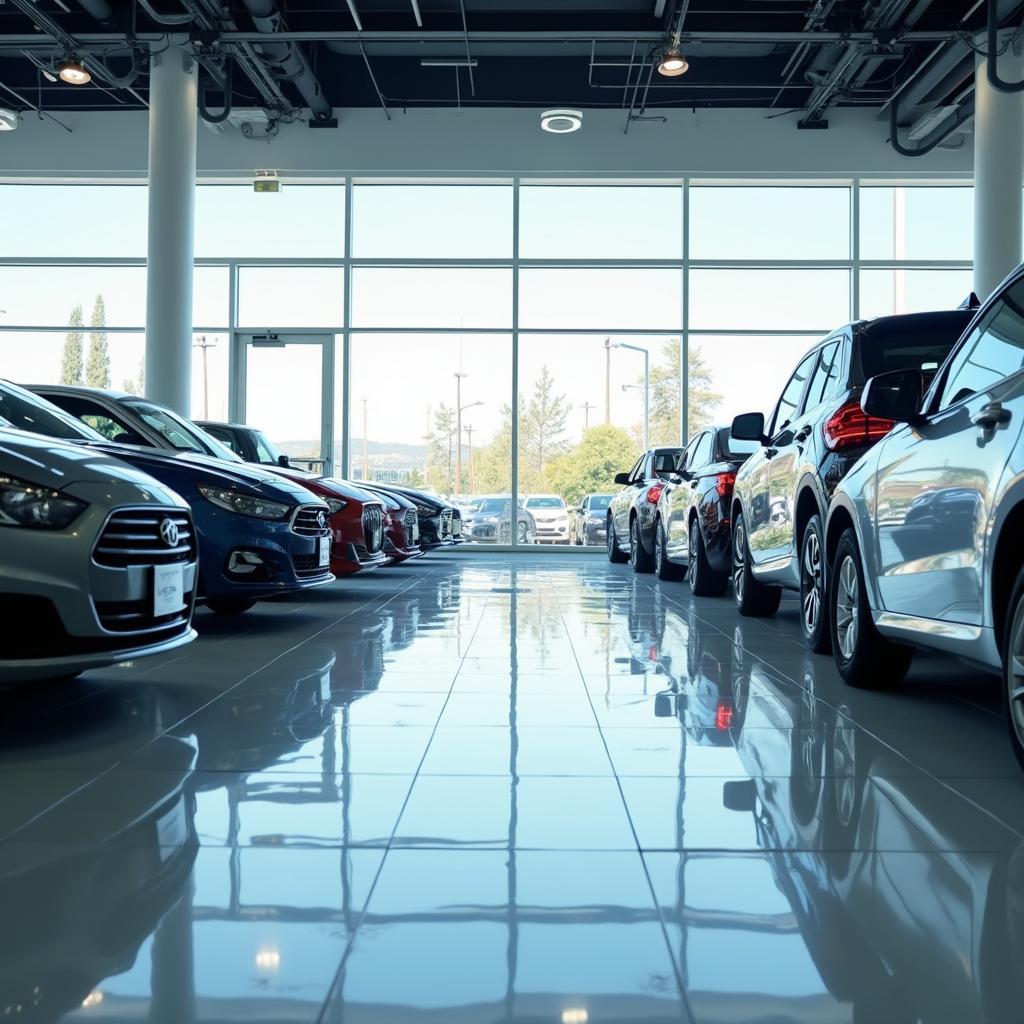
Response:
[[987, 0, 1024, 92], [890, 84, 974, 155], [76, 0, 113, 22], [198, 54, 232, 122], [237, 0, 334, 121]]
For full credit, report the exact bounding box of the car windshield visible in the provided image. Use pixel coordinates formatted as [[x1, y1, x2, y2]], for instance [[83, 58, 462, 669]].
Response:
[[857, 321, 968, 384], [0, 382, 103, 442], [479, 499, 512, 515], [587, 495, 612, 511], [526, 497, 565, 509], [127, 402, 243, 461], [252, 430, 284, 464]]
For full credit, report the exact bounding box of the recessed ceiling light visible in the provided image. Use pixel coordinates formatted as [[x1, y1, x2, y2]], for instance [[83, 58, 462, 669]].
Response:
[[540, 108, 582, 134], [657, 47, 689, 77], [58, 58, 91, 85], [0, 108, 17, 132]]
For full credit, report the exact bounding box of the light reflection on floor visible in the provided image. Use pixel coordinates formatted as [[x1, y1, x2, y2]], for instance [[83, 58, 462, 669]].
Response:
[[2, 552, 1023, 1023]]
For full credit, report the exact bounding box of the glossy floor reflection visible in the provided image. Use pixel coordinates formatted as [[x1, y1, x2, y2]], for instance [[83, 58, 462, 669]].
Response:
[[3, 553, 1024, 1023]]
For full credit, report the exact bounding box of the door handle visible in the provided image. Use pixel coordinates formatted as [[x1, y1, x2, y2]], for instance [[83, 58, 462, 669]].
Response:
[[690, 480, 699, 489], [972, 401, 1011, 430], [794, 425, 812, 443], [764, 448, 778, 460]]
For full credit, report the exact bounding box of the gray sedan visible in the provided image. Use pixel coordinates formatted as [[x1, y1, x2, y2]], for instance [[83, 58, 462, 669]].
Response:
[[0, 426, 198, 683]]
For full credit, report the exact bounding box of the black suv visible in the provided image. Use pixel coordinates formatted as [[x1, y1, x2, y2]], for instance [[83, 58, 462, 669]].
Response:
[[729, 308, 975, 651]]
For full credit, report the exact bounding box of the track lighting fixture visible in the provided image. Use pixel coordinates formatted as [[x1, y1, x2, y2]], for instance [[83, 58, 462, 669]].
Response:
[[657, 47, 689, 77], [57, 58, 91, 85]]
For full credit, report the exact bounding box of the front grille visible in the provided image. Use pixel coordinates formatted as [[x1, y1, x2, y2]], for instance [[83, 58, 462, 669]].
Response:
[[94, 596, 194, 635], [439, 509, 453, 540], [363, 505, 384, 553], [473, 524, 496, 539], [293, 553, 329, 578], [403, 509, 417, 547], [292, 505, 329, 536], [93, 509, 195, 568]]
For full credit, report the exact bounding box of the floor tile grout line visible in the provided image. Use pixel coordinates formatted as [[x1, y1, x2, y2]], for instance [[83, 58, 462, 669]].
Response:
[[552, 568, 697, 1023], [314, 571, 496, 1024]]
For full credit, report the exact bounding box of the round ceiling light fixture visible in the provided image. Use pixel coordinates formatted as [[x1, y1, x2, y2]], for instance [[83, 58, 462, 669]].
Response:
[[0, 107, 17, 132], [657, 47, 689, 77], [540, 108, 582, 134], [58, 58, 91, 85]]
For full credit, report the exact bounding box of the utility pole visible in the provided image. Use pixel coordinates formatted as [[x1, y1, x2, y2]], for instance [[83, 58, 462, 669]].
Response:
[[464, 424, 475, 493], [362, 397, 369, 480], [579, 401, 596, 434], [193, 334, 216, 419], [604, 337, 612, 424], [454, 371, 467, 494]]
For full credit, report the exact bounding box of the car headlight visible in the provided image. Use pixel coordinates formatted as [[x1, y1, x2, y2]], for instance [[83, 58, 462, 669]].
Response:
[[0, 475, 86, 530], [198, 485, 291, 520], [325, 498, 347, 515]]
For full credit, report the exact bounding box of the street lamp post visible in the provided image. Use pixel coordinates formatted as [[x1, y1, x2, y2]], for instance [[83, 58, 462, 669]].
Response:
[[610, 342, 649, 449], [193, 334, 217, 419], [454, 371, 468, 494], [464, 424, 475, 493]]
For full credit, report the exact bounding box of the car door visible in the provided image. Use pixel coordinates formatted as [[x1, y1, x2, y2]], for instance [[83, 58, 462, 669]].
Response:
[[873, 278, 1024, 625], [613, 455, 645, 539], [680, 431, 716, 555], [747, 350, 818, 566], [665, 435, 703, 558]]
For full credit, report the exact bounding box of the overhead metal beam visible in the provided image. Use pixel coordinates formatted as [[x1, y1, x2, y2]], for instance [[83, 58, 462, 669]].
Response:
[[653, 0, 668, 16], [0, 29, 963, 48], [410, 0, 423, 28], [345, 0, 364, 32]]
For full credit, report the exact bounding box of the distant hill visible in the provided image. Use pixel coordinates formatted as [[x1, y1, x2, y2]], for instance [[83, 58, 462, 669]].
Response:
[[278, 437, 428, 469]]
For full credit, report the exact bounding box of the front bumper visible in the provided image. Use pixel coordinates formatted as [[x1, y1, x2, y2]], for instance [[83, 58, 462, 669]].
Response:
[[583, 519, 608, 544], [533, 520, 570, 543], [419, 509, 455, 548], [194, 501, 335, 599], [0, 501, 199, 683]]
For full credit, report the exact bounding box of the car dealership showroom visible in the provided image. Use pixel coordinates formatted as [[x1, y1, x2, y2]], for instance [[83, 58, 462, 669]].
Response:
[[8, 0, 1024, 1020]]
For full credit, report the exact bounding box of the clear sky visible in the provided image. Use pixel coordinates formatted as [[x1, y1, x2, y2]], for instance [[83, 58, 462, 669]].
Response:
[[0, 182, 978, 465]]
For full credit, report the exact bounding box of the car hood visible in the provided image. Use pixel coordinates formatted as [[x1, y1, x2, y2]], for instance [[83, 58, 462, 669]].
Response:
[[372, 485, 447, 510], [88, 443, 320, 504], [0, 429, 186, 507]]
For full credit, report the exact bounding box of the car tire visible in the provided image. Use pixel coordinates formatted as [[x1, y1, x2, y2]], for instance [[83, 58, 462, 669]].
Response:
[[630, 516, 655, 574], [607, 515, 628, 563], [205, 598, 257, 616], [732, 510, 782, 616], [799, 514, 831, 654], [830, 528, 912, 687], [517, 521, 534, 545], [1002, 567, 1024, 771], [655, 518, 685, 581], [689, 519, 727, 597]]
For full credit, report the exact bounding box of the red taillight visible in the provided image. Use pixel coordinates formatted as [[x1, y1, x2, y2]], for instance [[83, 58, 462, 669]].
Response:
[[715, 701, 734, 730], [647, 484, 665, 504], [822, 400, 896, 451], [715, 471, 737, 497]]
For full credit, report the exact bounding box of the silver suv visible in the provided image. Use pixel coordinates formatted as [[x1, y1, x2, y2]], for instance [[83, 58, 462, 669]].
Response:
[[825, 267, 1024, 768], [0, 427, 198, 683]]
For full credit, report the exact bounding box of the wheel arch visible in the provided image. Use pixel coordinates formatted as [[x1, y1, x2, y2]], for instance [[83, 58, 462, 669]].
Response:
[[990, 499, 1024, 654], [795, 477, 826, 556]]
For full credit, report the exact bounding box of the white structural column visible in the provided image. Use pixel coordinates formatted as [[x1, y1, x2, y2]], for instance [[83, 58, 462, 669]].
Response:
[[145, 38, 197, 413], [974, 46, 1024, 299]]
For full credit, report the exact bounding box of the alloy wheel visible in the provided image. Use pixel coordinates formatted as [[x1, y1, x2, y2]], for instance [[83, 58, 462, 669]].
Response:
[[688, 527, 698, 588], [1008, 606, 1024, 754], [835, 555, 859, 660], [607, 519, 615, 556], [630, 519, 639, 566], [801, 529, 823, 637], [655, 524, 664, 574], [732, 520, 746, 602]]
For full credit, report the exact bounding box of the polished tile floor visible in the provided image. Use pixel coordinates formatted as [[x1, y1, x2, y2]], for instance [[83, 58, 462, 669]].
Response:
[[4, 552, 1024, 1023]]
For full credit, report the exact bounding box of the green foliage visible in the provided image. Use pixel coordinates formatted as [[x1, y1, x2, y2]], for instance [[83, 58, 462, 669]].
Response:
[[60, 305, 85, 385], [647, 337, 722, 444], [543, 424, 640, 507], [473, 400, 516, 494], [86, 294, 111, 389], [424, 403, 456, 493], [121, 359, 144, 396], [519, 365, 570, 492]]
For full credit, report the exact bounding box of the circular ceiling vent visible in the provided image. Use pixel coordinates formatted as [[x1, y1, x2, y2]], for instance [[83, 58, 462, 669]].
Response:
[[540, 109, 583, 134]]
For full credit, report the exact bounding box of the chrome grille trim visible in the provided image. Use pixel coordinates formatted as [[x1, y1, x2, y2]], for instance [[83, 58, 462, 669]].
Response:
[[291, 504, 330, 536], [363, 505, 384, 553], [92, 509, 196, 569]]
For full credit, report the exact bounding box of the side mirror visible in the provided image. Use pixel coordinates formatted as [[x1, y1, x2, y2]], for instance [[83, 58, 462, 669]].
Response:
[[731, 411, 766, 443], [861, 369, 924, 424], [613, 472, 631, 486], [654, 693, 677, 719], [277, 453, 291, 467], [722, 779, 757, 813]]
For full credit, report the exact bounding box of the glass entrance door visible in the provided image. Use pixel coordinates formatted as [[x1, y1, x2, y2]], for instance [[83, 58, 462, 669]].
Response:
[[237, 333, 334, 473]]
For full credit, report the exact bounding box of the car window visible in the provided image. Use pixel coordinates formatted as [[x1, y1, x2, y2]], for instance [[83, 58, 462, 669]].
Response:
[[679, 435, 700, 471], [0, 385, 104, 442], [627, 456, 644, 483], [804, 341, 841, 410], [938, 280, 1024, 410], [651, 449, 684, 477], [42, 393, 142, 443], [715, 427, 759, 461], [690, 432, 714, 470], [127, 402, 243, 462], [769, 351, 817, 436], [205, 425, 239, 452], [587, 495, 612, 511], [253, 433, 277, 463], [525, 497, 565, 509]]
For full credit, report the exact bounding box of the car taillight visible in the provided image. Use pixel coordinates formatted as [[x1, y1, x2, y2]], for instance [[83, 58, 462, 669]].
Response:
[[647, 484, 665, 504], [715, 471, 737, 497], [715, 701, 734, 730], [822, 400, 896, 451]]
